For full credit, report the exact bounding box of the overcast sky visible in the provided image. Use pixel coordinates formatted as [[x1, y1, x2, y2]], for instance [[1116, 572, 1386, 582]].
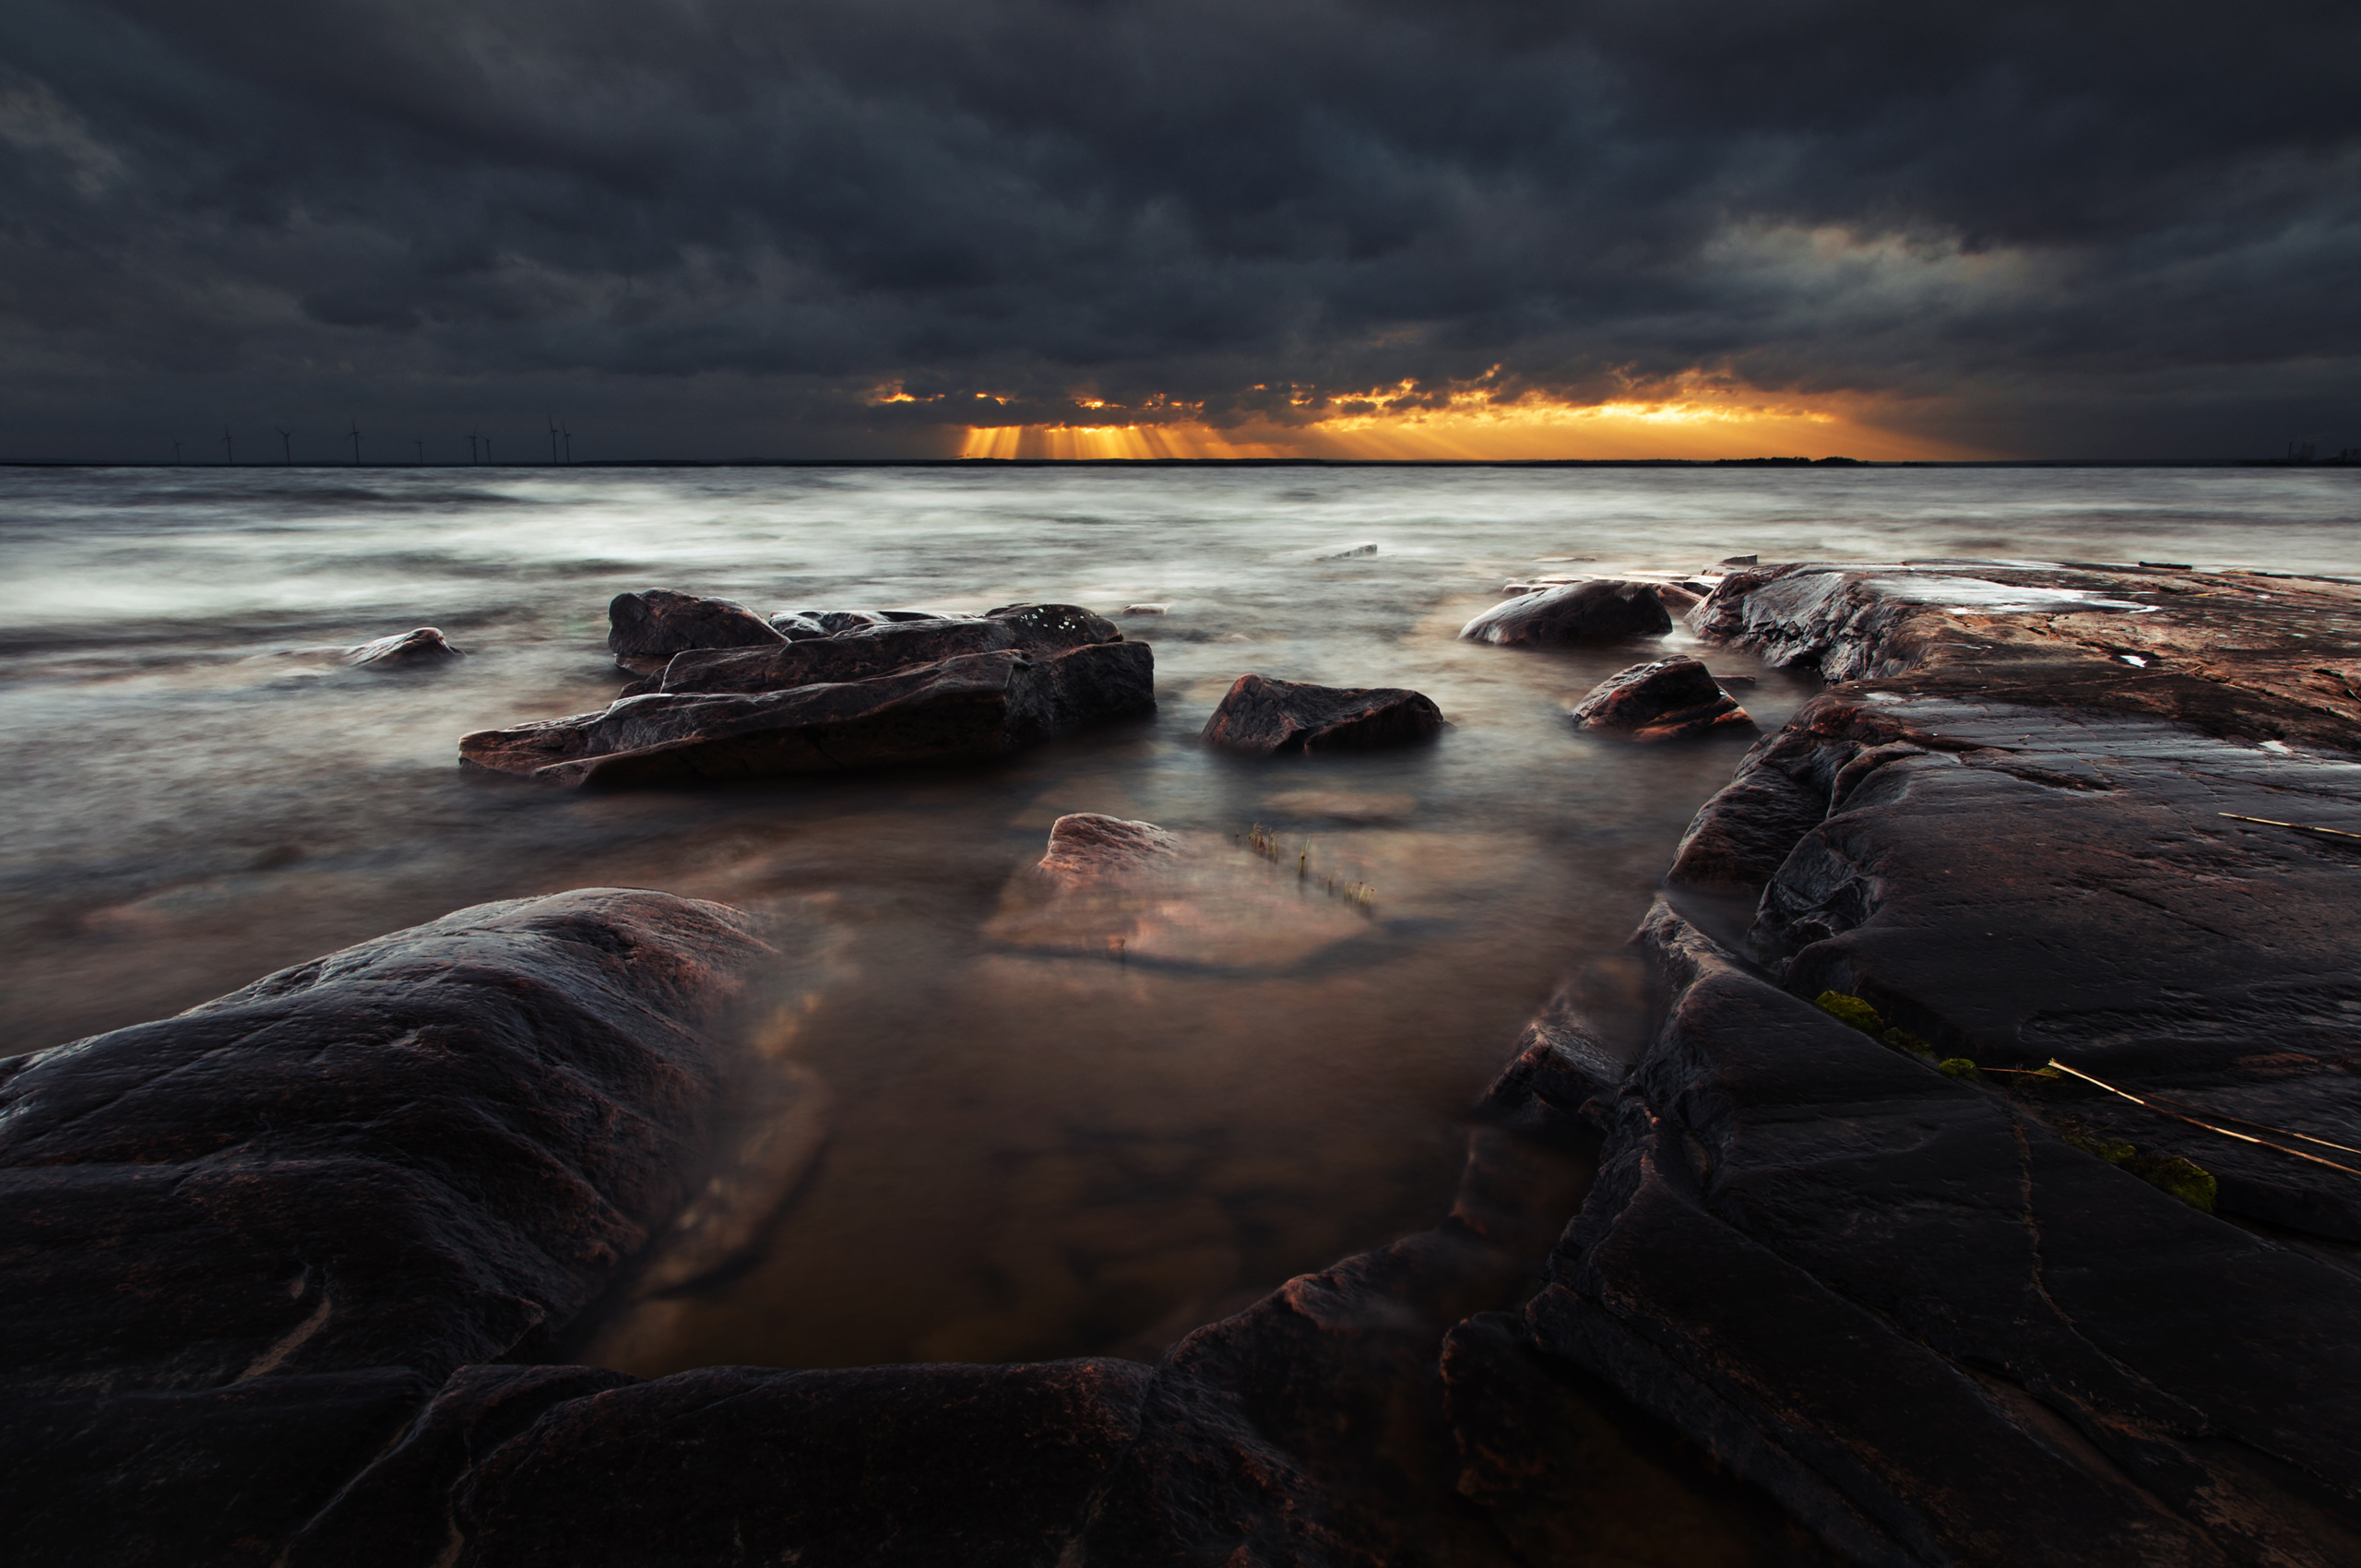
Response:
[[4, 0, 2357, 461]]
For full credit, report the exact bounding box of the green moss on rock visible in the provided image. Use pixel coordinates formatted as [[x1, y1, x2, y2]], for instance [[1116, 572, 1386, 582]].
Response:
[[2058, 1121, 2138, 1165], [2055, 1118, 2218, 1212], [1887, 1028, 1938, 1060], [1936, 1058, 1983, 1083], [1814, 991, 1886, 1036], [2124, 1153, 2218, 1213]]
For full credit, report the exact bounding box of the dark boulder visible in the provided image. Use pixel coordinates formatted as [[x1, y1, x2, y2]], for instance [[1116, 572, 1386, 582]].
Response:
[[345, 626, 466, 667], [442, 1360, 1149, 1568], [642, 603, 1122, 697], [461, 641, 1155, 787], [0, 889, 771, 1565], [608, 588, 785, 675], [1569, 657, 1754, 742], [1200, 673, 1444, 756], [1458, 579, 1672, 647], [0, 889, 767, 1399], [1535, 901, 2361, 1565]]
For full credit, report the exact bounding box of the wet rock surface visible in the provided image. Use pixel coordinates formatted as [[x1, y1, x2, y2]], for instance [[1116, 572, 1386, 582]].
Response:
[[634, 602, 1121, 697], [1459, 578, 1674, 647], [460, 639, 1155, 787], [1201, 672, 1445, 755], [1570, 657, 1754, 741], [1578, 560, 2361, 1563], [32, 554, 2361, 1567], [381, 1360, 1155, 1568], [1, 890, 772, 1565], [607, 588, 786, 675]]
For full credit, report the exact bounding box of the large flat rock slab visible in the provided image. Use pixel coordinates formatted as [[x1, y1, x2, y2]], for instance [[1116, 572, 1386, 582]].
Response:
[[460, 640, 1155, 787], [635, 601, 1123, 696]]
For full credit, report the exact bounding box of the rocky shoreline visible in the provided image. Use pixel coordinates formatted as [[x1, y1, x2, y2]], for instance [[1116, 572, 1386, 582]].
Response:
[[9, 561, 2359, 1564]]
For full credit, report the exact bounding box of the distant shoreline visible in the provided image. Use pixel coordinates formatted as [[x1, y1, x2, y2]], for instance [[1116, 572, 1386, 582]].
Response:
[[3, 456, 2356, 470]]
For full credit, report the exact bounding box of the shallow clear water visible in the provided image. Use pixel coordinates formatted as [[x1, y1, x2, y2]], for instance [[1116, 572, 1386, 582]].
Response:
[[4, 461, 2355, 1371]]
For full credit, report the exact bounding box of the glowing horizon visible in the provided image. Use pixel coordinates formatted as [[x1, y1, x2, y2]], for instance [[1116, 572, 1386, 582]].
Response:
[[950, 383, 1983, 462]]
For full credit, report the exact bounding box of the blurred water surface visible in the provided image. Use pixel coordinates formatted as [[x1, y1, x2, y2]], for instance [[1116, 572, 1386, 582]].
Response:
[[3, 461, 2354, 1370]]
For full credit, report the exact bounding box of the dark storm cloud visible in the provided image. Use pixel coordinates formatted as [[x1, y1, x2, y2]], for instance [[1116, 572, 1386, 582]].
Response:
[[2, 0, 2356, 457]]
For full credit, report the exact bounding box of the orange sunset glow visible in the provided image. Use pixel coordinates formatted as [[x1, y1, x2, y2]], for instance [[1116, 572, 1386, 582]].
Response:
[[953, 380, 1980, 461]]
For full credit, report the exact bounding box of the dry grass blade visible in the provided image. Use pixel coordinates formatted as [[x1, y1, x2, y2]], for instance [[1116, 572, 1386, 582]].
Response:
[[2218, 811, 2361, 842], [2045, 1059, 2361, 1178]]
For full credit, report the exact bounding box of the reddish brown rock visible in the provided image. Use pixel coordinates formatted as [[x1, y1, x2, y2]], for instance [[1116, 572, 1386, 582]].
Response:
[[1200, 673, 1444, 756], [1030, 812, 1186, 890], [608, 588, 785, 675], [1458, 579, 1673, 647], [1569, 657, 1754, 741], [461, 641, 1155, 787]]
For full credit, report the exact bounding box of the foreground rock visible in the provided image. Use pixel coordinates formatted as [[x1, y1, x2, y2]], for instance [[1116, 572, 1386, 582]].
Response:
[[1510, 559, 2361, 1564], [1459, 579, 1672, 647], [1201, 673, 1445, 755], [1569, 657, 1753, 741], [1, 890, 772, 1565], [461, 641, 1155, 787], [608, 588, 785, 675], [294, 1359, 1155, 1568], [632, 603, 1122, 696]]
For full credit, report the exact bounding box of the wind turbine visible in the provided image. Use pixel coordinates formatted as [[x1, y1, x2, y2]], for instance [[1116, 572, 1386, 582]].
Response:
[[469, 432, 480, 465], [548, 413, 560, 465], [222, 428, 234, 465], [561, 422, 572, 465], [483, 436, 493, 466], [172, 438, 183, 464], [277, 427, 293, 465], [348, 417, 362, 466], [414, 437, 424, 464]]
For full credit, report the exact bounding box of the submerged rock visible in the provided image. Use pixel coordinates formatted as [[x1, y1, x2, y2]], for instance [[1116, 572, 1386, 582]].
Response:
[[344, 626, 467, 667], [1201, 673, 1445, 756], [639, 603, 1121, 697], [608, 588, 785, 675], [461, 641, 1155, 787], [985, 812, 1370, 970], [1458, 579, 1673, 647], [1030, 812, 1187, 891], [1568, 657, 1753, 742]]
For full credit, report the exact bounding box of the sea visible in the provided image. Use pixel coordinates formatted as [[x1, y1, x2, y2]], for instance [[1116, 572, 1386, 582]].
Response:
[[5, 461, 2355, 1372]]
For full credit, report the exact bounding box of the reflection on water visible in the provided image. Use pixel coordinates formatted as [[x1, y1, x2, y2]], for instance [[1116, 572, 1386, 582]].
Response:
[[4, 463, 2354, 1371]]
